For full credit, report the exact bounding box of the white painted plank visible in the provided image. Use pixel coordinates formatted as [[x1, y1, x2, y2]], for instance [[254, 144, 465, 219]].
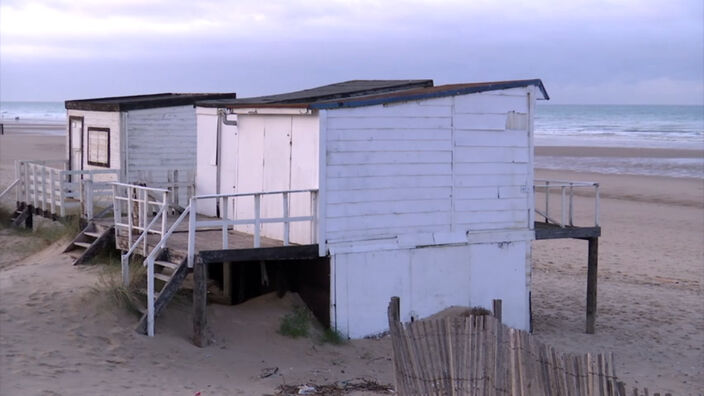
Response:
[[454, 174, 528, 187], [327, 163, 452, 178], [454, 198, 527, 212], [327, 151, 451, 165], [327, 187, 451, 204], [326, 101, 451, 117], [498, 186, 527, 198], [328, 128, 451, 142], [454, 130, 528, 148], [454, 209, 528, 224], [327, 140, 451, 152], [327, 199, 449, 218], [458, 221, 527, 231], [453, 92, 528, 114], [453, 163, 528, 176], [327, 116, 452, 130], [327, 175, 452, 190], [326, 211, 452, 233], [454, 147, 529, 163], [453, 187, 500, 200], [453, 113, 506, 131]]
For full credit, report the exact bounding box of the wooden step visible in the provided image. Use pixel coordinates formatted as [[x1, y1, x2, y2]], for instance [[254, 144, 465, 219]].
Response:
[[154, 260, 179, 270], [154, 273, 172, 282], [84, 232, 102, 238], [73, 241, 92, 249]]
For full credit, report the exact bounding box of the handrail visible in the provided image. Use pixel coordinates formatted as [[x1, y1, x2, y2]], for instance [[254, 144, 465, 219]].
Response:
[[119, 203, 168, 286], [14, 159, 119, 218], [194, 188, 315, 200], [534, 179, 600, 228], [186, 189, 319, 268], [0, 178, 19, 201], [143, 204, 192, 337], [112, 182, 169, 192], [112, 183, 169, 287]]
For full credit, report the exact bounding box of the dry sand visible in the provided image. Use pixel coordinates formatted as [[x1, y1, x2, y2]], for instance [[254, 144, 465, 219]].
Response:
[[0, 131, 702, 395]]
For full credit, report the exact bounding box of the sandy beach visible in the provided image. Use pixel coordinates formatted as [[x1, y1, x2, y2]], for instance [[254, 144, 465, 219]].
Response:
[[0, 128, 702, 394]]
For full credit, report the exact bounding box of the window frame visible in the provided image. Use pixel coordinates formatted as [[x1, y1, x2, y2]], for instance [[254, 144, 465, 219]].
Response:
[[86, 127, 110, 167]]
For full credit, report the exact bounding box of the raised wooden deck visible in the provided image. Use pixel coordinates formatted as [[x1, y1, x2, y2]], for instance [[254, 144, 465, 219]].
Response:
[[534, 222, 601, 240], [533, 221, 601, 334]]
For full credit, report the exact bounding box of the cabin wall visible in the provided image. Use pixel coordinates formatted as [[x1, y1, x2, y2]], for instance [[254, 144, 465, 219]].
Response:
[[194, 108, 319, 244], [124, 105, 197, 206], [232, 113, 319, 243], [321, 87, 536, 338], [321, 87, 532, 248], [66, 109, 121, 182], [331, 240, 531, 338]]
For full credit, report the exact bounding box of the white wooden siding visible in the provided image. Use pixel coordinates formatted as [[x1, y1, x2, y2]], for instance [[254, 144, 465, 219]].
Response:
[[124, 105, 196, 204], [219, 113, 319, 243], [195, 107, 218, 215], [322, 89, 532, 246], [67, 109, 121, 182], [332, 241, 530, 338]]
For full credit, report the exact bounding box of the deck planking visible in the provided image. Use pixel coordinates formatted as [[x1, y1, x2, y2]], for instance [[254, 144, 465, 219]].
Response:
[[97, 214, 285, 257]]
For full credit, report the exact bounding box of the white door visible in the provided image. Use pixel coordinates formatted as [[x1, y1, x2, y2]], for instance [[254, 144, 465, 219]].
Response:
[[69, 116, 83, 173]]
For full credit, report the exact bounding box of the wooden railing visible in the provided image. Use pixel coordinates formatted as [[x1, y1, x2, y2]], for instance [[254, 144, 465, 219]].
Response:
[[534, 179, 600, 228], [15, 160, 118, 218], [112, 183, 169, 287], [112, 185, 318, 337], [132, 169, 195, 209], [0, 178, 19, 202], [143, 205, 191, 336], [186, 189, 319, 268]]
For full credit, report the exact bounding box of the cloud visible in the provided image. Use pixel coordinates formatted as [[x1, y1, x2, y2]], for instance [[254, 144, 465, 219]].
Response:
[[0, 0, 702, 103]]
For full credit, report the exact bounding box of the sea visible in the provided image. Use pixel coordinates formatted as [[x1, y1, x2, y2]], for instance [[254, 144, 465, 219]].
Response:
[[1, 102, 702, 178]]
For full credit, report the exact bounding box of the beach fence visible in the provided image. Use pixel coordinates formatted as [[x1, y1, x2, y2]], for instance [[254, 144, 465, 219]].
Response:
[[387, 297, 668, 396]]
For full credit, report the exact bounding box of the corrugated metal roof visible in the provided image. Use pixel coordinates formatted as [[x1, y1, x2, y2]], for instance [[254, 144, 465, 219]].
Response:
[[197, 80, 434, 108], [65, 93, 238, 112], [310, 79, 549, 109]]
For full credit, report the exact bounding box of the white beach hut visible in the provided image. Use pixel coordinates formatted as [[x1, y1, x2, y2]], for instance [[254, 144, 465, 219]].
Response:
[[190, 79, 550, 338], [64, 92, 236, 204]]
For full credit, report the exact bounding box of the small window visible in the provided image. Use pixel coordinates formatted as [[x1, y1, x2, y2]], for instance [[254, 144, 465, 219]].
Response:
[[87, 127, 110, 167]]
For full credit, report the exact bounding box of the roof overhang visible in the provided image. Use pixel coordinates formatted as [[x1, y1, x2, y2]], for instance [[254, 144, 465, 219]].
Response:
[[311, 79, 549, 110]]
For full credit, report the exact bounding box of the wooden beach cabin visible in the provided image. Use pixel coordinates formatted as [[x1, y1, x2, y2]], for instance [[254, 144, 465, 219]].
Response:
[[64, 92, 237, 205], [188, 79, 550, 338], [100, 79, 600, 341]]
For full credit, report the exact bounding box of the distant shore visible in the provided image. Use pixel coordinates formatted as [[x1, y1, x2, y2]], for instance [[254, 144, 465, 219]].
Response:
[[0, 119, 65, 136]]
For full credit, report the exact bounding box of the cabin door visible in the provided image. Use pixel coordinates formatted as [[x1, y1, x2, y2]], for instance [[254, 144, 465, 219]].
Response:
[[68, 116, 84, 175]]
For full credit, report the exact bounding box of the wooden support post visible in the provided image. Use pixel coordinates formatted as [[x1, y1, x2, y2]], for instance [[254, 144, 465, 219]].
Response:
[[193, 257, 208, 347], [24, 209, 33, 229], [493, 299, 502, 323], [223, 261, 232, 305], [586, 237, 599, 334]]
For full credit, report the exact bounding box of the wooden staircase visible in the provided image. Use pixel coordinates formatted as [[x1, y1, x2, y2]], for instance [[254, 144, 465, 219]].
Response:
[[10, 206, 32, 228], [63, 222, 115, 265], [135, 249, 190, 335]]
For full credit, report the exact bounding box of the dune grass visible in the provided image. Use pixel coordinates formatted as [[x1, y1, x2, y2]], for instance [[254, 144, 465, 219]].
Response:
[[91, 255, 147, 317]]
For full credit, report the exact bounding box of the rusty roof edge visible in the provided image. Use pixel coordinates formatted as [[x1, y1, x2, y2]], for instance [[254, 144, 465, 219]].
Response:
[[65, 93, 237, 111], [310, 79, 549, 110]]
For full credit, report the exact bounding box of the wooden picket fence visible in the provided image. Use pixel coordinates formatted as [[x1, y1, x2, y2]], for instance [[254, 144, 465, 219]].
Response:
[[387, 297, 671, 396]]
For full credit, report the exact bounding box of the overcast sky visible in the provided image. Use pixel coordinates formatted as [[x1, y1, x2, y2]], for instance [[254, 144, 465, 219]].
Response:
[[1, 0, 702, 104]]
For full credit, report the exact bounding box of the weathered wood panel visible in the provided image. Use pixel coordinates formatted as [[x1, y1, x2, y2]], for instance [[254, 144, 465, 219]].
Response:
[[323, 89, 534, 246], [328, 128, 452, 141], [332, 241, 531, 338], [126, 105, 196, 204]]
